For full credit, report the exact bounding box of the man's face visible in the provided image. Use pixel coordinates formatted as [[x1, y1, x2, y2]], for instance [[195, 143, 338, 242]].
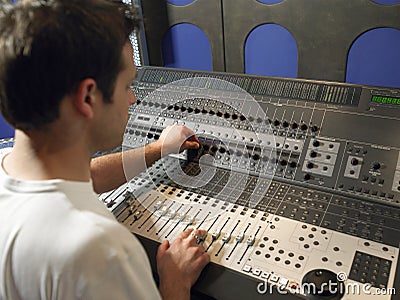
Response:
[[97, 43, 137, 150]]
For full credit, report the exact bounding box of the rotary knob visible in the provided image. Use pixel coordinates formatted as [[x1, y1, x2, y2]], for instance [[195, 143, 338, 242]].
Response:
[[372, 162, 381, 170]]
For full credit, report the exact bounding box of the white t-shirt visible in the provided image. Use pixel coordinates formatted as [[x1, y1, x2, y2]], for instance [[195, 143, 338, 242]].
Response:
[[0, 150, 161, 300]]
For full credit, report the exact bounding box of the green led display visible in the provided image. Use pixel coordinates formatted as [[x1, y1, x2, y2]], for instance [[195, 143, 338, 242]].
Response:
[[371, 95, 400, 105]]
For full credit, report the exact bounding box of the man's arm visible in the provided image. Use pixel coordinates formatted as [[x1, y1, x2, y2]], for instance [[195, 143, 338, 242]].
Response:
[[91, 124, 199, 194]]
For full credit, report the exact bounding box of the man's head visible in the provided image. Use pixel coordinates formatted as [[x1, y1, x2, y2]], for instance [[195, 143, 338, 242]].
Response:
[[0, 0, 140, 131]]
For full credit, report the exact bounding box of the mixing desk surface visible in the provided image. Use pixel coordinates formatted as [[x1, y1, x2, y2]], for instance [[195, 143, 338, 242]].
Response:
[[98, 66, 400, 300], [0, 67, 398, 299]]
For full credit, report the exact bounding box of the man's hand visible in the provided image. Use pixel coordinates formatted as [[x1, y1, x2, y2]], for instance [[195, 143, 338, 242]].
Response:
[[155, 124, 200, 157], [156, 228, 210, 300]]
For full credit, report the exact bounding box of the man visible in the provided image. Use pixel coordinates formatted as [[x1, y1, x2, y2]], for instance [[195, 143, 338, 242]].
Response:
[[0, 1, 209, 299]]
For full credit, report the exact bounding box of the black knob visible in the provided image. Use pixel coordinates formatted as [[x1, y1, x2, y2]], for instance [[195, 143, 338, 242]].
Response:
[[273, 119, 280, 127], [232, 114, 238, 120], [174, 105, 180, 111], [351, 158, 359, 166], [300, 123, 308, 131], [282, 121, 289, 128], [307, 162, 314, 169], [224, 112, 230, 119], [372, 162, 381, 170], [304, 173, 311, 180], [312, 140, 320, 147], [217, 111, 223, 117], [289, 161, 297, 168], [252, 154, 260, 160], [187, 107, 194, 113], [194, 108, 201, 114], [280, 159, 287, 166], [291, 122, 298, 129], [311, 125, 319, 132], [310, 151, 318, 158]]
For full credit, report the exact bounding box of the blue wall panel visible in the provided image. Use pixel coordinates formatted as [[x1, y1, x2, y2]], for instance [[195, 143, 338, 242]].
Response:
[[0, 117, 14, 138], [245, 24, 298, 78], [162, 23, 212, 71], [346, 27, 400, 88]]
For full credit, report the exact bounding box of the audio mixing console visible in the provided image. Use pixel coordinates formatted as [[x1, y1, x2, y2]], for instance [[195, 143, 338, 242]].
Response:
[[1, 64, 399, 299], [81, 67, 400, 299]]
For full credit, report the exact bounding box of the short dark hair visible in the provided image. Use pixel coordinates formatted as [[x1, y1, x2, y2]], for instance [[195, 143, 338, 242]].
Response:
[[0, 0, 140, 130]]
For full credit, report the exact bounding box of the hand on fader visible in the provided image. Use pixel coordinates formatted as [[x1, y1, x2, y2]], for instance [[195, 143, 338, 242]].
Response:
[[156, 228, 210, 300]]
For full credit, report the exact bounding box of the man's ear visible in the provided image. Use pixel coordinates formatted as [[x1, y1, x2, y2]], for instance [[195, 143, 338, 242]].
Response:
[[74, 78, 98, 119]]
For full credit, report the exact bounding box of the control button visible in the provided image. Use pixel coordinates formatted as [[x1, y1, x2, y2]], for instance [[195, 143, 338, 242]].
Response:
[[304, 173, 311, 181], [300, 123, 308, 131], [270, 274, 280, 283], [307, 162, 315, 169], [243, 265, 252, 273], [273, 119, 281, 127], [289, 161, 297, 168], [310, 151, 318, 158], [282, 121, 289, 128], [252, 268, 261, 276], [311, 125, 319, 132], [261, 271, 271, 279], [291, 122, 298, 130]]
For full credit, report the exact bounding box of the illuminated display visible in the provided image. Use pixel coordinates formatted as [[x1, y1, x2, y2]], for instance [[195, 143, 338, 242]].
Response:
[[371, 95, 400, 105]]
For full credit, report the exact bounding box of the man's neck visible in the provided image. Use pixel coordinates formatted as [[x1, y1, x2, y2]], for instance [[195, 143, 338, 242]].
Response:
[[3, 130, 92, 182]]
